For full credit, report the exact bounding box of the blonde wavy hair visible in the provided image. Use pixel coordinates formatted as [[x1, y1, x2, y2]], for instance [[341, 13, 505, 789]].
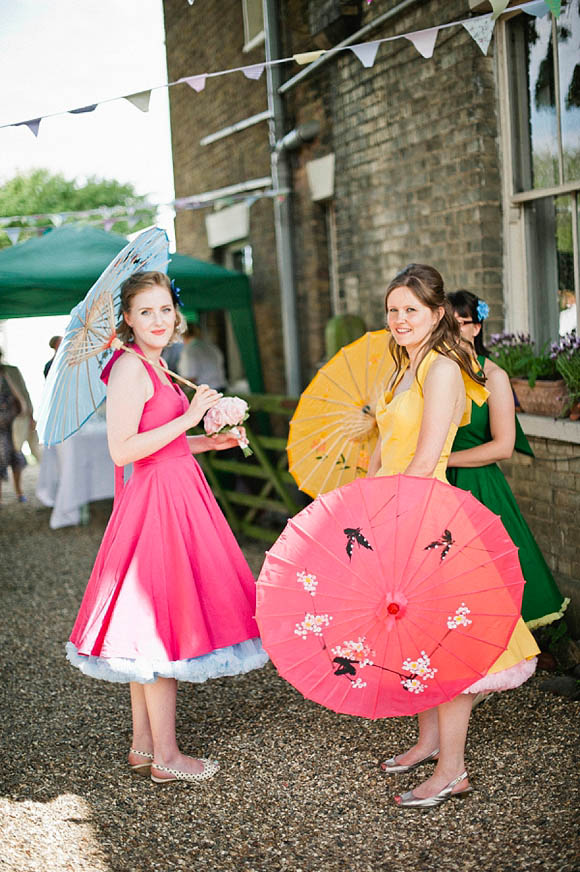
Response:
[[385, 264, 485, 388], [116, 271, 185, 344]]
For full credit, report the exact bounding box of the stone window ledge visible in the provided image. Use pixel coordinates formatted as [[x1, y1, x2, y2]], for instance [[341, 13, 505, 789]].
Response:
[[518, 413, 580, 445]]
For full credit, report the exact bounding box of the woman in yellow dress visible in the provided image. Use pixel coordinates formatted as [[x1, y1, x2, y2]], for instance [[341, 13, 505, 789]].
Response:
[[368, 264, 539, 808]]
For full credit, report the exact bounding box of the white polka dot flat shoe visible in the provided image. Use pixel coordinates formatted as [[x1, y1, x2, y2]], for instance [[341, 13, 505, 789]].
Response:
[[150, 758, 220, 784]]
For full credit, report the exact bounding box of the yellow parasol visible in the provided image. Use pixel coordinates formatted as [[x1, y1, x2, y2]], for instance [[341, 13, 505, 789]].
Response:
[[287, 330, 394, 497]]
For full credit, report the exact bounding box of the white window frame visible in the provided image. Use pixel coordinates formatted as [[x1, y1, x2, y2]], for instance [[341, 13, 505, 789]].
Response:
[[496, 11, 580, 340], [242, 0, 265, 53]]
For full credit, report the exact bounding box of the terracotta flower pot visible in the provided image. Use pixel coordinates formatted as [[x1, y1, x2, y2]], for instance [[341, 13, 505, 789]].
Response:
[[509, 377, 569, 417]]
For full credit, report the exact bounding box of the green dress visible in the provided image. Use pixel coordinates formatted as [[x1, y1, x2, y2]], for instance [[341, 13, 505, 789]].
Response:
[[447, 357, 568, 629]]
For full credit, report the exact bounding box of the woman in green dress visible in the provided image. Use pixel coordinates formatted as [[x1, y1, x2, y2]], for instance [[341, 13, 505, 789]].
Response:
[[446, 291, 568, 628]]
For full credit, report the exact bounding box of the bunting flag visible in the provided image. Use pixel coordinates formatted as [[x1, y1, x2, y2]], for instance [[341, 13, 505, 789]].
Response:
[[69, 104, 97, 114], [294, 50, 325, 65], [462, 15, 495, 55], [491, 0, 509, 20], [4, 228, 22, 245], [524, 0, 549, 13], [0, 0, 555, 137], [124, 90, 152, 112], [15, 118, 41, 137], [406, 27, 439, 59], [242, 64, 265, 80], [180, 74, 207, 92], [350, 41, 380, 68]]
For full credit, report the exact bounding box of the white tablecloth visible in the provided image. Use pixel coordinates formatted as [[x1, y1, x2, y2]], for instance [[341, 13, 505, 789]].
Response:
[[36, 418, 115, 529]]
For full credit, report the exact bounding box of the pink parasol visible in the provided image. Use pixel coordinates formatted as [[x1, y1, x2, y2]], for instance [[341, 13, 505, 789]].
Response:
[[256, 475, 524, 718]]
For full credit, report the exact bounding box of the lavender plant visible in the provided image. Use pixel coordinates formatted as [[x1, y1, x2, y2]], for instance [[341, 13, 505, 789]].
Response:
[[551, 330, 580, 406], [487, 333, 558, 386]]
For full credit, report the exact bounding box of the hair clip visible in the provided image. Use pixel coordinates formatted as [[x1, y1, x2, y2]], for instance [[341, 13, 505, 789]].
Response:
[[170, 278, 185, 308], [477, 300, 489, 321]]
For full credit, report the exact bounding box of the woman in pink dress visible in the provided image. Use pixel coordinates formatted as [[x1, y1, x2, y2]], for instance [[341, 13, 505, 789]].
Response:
[[67, 271, 267, 784]]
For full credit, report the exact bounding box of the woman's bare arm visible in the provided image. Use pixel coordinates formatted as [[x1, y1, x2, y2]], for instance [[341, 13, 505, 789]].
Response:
[[405, 356, 464, 478], [106, 354, 220, 466], [447, 361, 515, 468]]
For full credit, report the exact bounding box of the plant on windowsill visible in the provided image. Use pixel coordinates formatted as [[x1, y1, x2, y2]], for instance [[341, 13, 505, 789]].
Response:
[[551, 330, 580, 421], [487, 332, 569, 417]]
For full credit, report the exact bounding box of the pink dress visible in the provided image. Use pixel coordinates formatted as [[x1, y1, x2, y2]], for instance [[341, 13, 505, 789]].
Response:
[[66, 347, 267, 684]]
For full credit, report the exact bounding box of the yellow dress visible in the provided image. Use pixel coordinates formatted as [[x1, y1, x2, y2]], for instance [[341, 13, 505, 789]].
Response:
[[375, 350, 539, 686]]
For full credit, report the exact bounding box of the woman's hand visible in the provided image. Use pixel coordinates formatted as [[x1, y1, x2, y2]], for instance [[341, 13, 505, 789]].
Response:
[[184, 384, 222, 429], [209, 427, 247, 451]]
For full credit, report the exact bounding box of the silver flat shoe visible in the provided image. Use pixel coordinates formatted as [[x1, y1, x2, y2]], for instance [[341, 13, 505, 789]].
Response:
[[129, 748, 154, 776], [380, 748, 439, 773], [151, 758, 219, 784], [394, 771, 473, 808]]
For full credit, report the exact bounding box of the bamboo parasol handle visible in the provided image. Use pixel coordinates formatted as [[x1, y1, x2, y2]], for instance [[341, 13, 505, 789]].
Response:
[[111, 338, 200, 391]]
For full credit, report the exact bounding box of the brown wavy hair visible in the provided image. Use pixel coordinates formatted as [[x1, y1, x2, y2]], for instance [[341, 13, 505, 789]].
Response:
[[384, 264, 485, 388], [116, 271, 185, 344]]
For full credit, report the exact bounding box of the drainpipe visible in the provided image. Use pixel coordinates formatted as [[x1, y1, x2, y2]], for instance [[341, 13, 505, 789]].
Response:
[[263, 0, 302, 397]]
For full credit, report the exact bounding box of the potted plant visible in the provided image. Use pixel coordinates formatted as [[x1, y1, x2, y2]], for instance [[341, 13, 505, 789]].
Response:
[[487, 332, 568, 417], [551, 330, 580, 420]]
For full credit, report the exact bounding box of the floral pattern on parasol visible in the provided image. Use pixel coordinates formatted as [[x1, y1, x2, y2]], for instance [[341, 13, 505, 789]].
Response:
[[257, 474, 525, 718]]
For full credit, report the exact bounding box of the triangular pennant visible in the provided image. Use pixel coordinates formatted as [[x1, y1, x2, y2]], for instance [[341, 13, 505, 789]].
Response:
[[187, 0, 195, 4], [69, 104, 97, 114], [294, 50, 325, 65], [491, 0, 509, 20], [180, 74, 207, 92], [4, 228, 21, 245], [242, 63, 265, 80], [462, 15, 495, 55], [523, 1, 550, 16], [124, 90, 152, 112], [406, 27, 439, 59], [50, 214, 64, 227], [15, 118, 41, 137], [543, 0, 561, 16], [350, 41, 380, 68]]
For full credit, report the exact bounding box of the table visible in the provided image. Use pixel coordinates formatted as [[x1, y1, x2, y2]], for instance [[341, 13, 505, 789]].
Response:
[[36, 417, 115, 529]]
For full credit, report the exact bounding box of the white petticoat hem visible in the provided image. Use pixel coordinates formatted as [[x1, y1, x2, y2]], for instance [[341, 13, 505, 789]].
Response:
[[66, 638, 269, 685], [462, 657, 537, 694]]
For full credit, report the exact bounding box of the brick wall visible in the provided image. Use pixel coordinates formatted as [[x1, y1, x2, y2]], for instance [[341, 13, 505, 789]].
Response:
[[163, 0, 285, 393], [285, 0, 504, 344], [500, 436, 580, 633]]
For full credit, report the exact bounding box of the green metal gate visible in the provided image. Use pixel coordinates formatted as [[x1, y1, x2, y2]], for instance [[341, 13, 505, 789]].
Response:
[[193, 394, 305, 543]]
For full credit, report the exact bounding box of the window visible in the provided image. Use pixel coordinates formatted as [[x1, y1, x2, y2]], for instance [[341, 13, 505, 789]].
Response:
[[242, 0, 265, 53], [501, 1, 580, 344]]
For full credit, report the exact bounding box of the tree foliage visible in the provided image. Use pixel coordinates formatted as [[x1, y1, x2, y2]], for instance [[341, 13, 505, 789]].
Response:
[[0, 169, 156, 249]]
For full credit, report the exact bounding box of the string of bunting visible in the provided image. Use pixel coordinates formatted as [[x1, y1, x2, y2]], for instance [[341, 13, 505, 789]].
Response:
[[0, 187, 286, 245], [0, 0, 559, 139]]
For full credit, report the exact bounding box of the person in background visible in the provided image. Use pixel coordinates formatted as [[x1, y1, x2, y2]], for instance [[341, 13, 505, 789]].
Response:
[[0, 349, 35, 503], [178, 320, 227, 392], [44, 335, 62, 378], [446, 290, 568, 629]]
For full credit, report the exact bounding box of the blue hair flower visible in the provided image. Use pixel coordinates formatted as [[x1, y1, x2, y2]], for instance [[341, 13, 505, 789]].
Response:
[[170, 278, 185, 308], [477, 299, 489, 322]]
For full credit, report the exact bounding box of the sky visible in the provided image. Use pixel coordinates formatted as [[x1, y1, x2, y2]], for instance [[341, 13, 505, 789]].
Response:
[[0, 0, 176, 412]]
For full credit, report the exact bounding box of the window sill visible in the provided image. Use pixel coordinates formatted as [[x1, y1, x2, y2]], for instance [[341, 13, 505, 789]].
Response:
[[518, 413, 580, 445]]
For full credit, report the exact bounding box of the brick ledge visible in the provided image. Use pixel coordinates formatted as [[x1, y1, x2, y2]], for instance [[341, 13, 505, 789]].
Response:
[[518, 414, 580, 445]]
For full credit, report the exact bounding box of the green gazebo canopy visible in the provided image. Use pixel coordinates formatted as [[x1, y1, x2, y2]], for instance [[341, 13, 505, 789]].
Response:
[[0, 225, 263, 391]]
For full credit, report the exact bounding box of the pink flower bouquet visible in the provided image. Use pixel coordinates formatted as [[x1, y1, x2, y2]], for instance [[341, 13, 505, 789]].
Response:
[[203, 396, 252, 457]]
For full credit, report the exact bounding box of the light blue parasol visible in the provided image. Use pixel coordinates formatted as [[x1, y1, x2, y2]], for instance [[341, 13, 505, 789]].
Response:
[[37, 227, 172, 446]]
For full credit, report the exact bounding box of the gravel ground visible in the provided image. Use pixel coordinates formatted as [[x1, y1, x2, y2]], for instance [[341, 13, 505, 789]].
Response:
[[1, 466, 579, 872]]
